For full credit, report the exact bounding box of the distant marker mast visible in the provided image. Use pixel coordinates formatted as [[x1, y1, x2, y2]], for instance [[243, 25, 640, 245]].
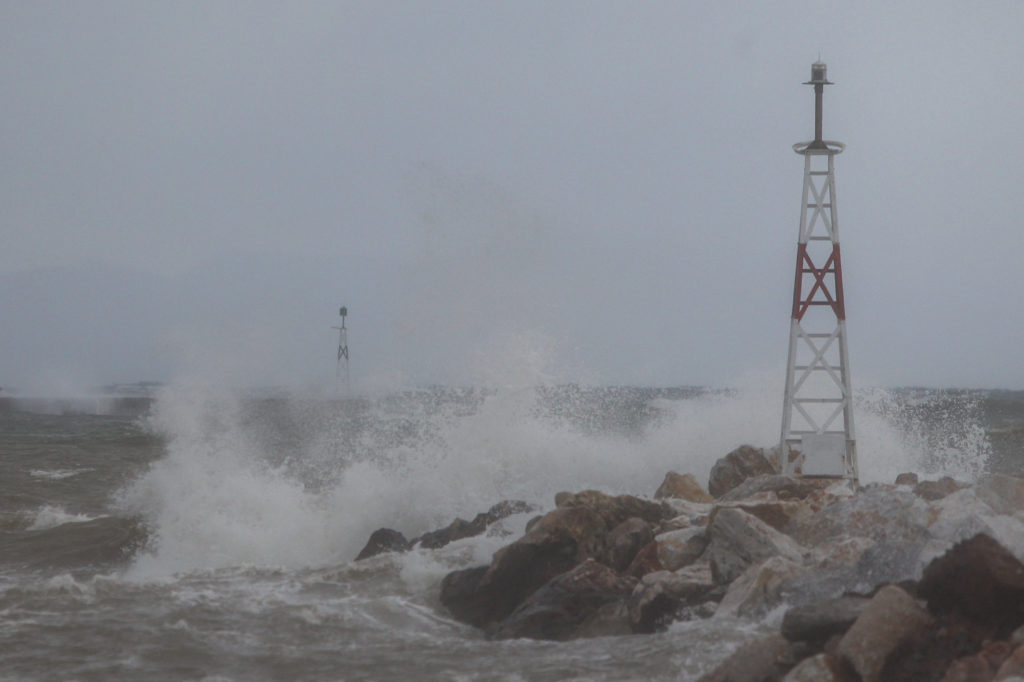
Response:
[[780, 61, 858, 482], [333, 306, 350, 391]]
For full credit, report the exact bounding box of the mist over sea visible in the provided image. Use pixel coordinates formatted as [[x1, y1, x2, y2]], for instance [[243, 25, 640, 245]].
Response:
[[0, 380, 1020, 680]]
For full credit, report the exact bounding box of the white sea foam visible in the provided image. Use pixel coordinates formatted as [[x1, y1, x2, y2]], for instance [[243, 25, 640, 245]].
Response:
[[29, 469, 90, 480], [118, 369, 992, 577], [26, 506, 99, 530]]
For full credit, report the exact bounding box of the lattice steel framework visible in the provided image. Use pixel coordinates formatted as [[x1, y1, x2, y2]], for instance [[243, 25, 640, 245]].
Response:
[[780, 62, 858, 481], [333, 306, 350, 390]]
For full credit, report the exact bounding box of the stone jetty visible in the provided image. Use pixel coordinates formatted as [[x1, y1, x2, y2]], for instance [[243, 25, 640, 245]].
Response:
[[356, 444, 1024, 682]]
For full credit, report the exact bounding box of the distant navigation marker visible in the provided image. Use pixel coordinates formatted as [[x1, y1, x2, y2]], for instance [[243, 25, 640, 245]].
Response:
[[779, 62, 858, 483], [333, 306, 350, 391]]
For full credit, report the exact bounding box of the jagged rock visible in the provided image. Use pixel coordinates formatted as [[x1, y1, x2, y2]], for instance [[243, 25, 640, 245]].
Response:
[[655, 471, 714, 503], [655, 526, 708, 571], [417, 517, 485, 549], [836, 584, 933, 682], [707, 507, 805, 585], [629, 563, 715, 633], [659, 498, 714, 530], [360, 500, 538, 558], [915, 476, 970, 501], [849, 538, 930, 589], [604, 517, 654, 572], [926, 488, 998, 541], [716, 499, 811, 532], [555, 490, 671, 528], [720, 474, 824, 503], [440, 505, 606, 628], [697, 633, 795, 682], [895, 472, 920, 486], [355, 528, 412, 560], [482, 499, 539, 525], [708, 445, 777, 498], [923, 487, 1024, 564], [715, 556, 804, 619], [781, 653, 846, 682], [918, 533, 1024, 639], [807, 536, 876, 571], [801, 479, 858, 512], [489, 559, 637, 641], [789, 487, 929, 547], [781, 595, 871, 644], [417, 499, 538, 549]]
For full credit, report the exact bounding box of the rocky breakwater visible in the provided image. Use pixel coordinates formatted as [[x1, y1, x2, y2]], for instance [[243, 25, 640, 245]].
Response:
[[357, 444, 1024, 680]]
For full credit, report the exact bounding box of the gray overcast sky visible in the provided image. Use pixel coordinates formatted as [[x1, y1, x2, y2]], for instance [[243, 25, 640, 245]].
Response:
[[2, 1, 1023, 391]]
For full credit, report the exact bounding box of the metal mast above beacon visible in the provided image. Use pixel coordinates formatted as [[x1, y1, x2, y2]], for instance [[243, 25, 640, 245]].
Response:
[[779, 61, 858, 483]]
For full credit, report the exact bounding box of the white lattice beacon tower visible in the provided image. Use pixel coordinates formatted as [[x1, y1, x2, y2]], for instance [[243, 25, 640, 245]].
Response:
[[779, 61, 858, 483]]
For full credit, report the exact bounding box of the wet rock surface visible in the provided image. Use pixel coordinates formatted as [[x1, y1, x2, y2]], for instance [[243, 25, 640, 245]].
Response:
[[707, 444, 776, 498], [356, 499, 538, 560], [369, 447, 1024, 678]]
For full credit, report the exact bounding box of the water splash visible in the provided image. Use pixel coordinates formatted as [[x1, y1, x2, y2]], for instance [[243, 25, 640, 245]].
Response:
[[119, 375, 992, 575]]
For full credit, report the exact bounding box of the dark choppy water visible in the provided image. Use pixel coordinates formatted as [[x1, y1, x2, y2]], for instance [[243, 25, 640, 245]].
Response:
[[0, 384, 1019, 680]]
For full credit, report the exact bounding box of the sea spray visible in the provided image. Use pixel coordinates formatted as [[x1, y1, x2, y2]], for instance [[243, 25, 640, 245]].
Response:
[[119, 377, 993, 577], [0, 385, 1011, 681]]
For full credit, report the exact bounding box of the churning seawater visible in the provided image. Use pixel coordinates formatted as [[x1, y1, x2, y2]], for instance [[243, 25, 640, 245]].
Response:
[[0, 381, 1019, 681]]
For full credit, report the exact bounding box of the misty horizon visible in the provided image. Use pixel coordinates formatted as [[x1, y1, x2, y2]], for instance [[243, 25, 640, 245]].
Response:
[[3, 3, 1023, 391]]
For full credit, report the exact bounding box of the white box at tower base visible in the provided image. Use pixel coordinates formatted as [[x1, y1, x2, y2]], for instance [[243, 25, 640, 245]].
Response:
[[799, 434, 848, 477]]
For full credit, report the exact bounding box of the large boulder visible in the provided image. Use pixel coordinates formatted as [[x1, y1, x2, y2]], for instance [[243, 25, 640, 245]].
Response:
[[440, 505, 607, 628], [555, 490, 670, 528], [439, 566, 490, 625], [418, 499, 538, 549], [714, 555, 804, 619], [708, 445, 776, 498], [603, 517, 654, 572], [706, 507, 805, 585], [654, 526, 708, 572], [922, 487, 1024, 563], [781, 594, 871, 644], [976, 473, 1024, 515], [715, 499, 812, 532], [358, 499, 538, 558], [629, 563, 715, 633], [416, 517, 485, 550], [720, 474, 824, 503], [697, 633, 796, 682], [917, 533, 1024, 639], [836, 584, 933, 682], [655, 471, 714, 503], [895, 472, 920, 486], [489, 559, 637, 641], [355, 528, 412, 560], [914, 476, 969, 501], [788, 487, 929, 547]]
